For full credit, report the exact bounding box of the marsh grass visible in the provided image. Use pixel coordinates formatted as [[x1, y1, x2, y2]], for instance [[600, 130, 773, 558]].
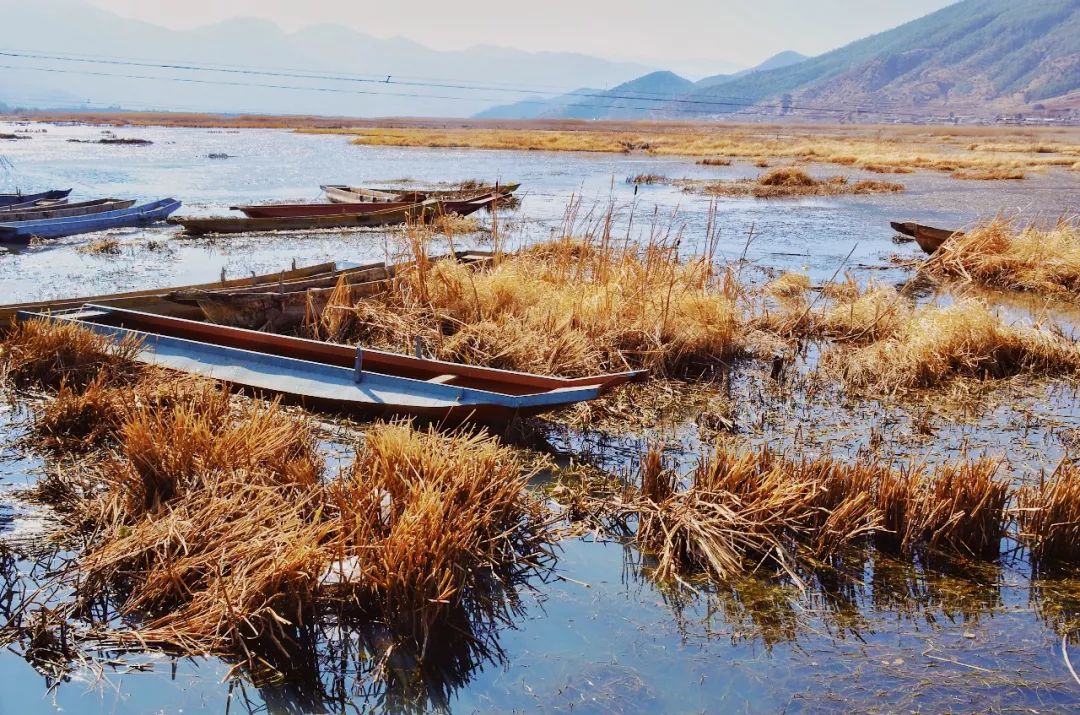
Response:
[[951, 168, 1026, 181], [699, 167, 904, 198], [0, 318, 141, 391], [315, 220, 743, 379], [925, 218, 1080, 299], [826, 299, 1080, 393], [77, 237, 122, 255], [623, 447, 1013, 587], [1017, 462, 1080, 570]]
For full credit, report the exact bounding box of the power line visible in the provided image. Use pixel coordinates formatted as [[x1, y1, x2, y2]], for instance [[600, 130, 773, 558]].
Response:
[[0, 49, 948, 121]]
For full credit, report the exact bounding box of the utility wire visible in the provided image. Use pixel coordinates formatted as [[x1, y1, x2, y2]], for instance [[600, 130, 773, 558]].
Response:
[[0, 48, 938, 120]]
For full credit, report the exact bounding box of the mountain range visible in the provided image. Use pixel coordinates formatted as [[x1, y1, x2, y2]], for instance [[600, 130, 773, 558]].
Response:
[[482, 0, 1080, 120], [1, 0, 1077, 121], [0, 0, 655, 117]]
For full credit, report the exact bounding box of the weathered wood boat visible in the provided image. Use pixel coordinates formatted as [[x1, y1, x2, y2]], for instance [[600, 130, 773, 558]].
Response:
[[0, 198, 68, 213], [169, 251, 493, 330], [233, 192, 507, 219], [890, 222, 964, 255], [170, 200, 439, 236], [19, 305, 647, 425], [0, 259, 345, 325], [0, 198, 181, 244], [0, 198, 135, 223], [323, 183, 520, 204], [321, 185, 399, 204], [0, 189, 71, 207]]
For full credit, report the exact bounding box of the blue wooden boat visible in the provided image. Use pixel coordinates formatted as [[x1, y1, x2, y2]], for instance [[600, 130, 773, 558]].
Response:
[[0, 189, 71, 207], [0, 198, 181, 244], [18, 305, 647, 425]]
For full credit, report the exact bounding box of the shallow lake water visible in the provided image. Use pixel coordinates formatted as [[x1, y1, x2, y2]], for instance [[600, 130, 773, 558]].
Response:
[[1, 122, 1079, 713]]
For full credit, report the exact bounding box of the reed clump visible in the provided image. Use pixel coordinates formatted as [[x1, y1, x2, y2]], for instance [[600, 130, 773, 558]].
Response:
[[753, 279, 911, 344], [77, 237, 122, 255], [0, 318, 140, 391], [1017, 462, 1080, 570], [925, 218, 1080, 299], [623, 447, 1014, 586], [700, 167, 904, 199], [951, 168, 1026, 181], [826, 299, 1080, 392], [316, 236, 744, 378], [764, 272, 811, 298]]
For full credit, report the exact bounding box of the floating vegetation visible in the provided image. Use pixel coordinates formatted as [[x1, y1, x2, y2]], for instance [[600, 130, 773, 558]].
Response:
[[925, 218, 1080, 299], [76, 237, 121, 255], [626, 173, 669, 185], [699, 167, 904, 198], [67, 137, 152, 146], [951, 168, 1026, 180], [696, 158, 732, 166]]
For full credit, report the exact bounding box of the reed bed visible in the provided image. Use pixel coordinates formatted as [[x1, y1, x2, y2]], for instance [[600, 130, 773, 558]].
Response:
[[925, 218, 1080, 299], [1017, 462, 1080, 570], [951, 168, 1026, 181], [700, 167, 904, 198], [826, 299, 1080, 392], [621, 447, 1015, 586], [315, 233, 744, 378], [0, 318, 140, 391], [2, 320, 552, 672]]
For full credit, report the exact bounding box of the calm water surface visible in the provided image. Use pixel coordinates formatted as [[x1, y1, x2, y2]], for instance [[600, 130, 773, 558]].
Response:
[[1, 122, 1079, 714]]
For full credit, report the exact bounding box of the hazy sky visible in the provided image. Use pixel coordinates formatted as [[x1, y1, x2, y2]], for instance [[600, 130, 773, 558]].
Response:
[[86, 0, 958, 71]]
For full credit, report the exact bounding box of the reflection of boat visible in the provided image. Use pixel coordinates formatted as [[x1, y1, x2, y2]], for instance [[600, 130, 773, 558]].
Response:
[[0, 189, 71, 207], [170, 201, 438, 235], [0, 198, 181, 244], [233, 192, 507, 219], [322, 183, 520, 204], [889, 221, 963, 254], [21, 304, 647, 426], [0, 259, 347, 324], [169, 251, 493, 330], [0, 198, 135, 223]]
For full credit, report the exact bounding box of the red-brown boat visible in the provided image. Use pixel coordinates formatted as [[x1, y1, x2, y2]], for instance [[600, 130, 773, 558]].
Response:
[[232, 192, 510, 219]]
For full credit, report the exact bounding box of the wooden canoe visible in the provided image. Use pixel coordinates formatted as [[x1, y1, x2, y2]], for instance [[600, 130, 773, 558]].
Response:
[[0, 199, 181, 244], [321, 185, 399, 204], [322, 183, 520, 204], [890, 221, 964, 254], [170, 200, 440, 236], [0, 260, 344, 325], [170, 251, 494, 330], [232, 192, 508, 219], [0, 189, 71, 207], [21, 305, 647, 425], [0, 198, 69, 213], [0, 198, 135, 223]]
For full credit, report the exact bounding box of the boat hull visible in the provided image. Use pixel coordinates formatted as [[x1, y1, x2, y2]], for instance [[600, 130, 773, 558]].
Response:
[[171, 201, 438, 235], [0, 189, 71, 207], [0, 198, 181, 243], [0, 198, 135, 223], [22, 305, 646, 426]]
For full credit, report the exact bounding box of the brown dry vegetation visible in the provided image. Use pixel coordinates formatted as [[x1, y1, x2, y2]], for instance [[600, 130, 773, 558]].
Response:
[[951, 168, 1026, 180], [314, 232, 743, 378], [1017, 462, 1080, 570], [925, 218, 1080, 299], [619, 447, 1012, 586], [0, 319, 552, 671], [698, 167, 904, 198]]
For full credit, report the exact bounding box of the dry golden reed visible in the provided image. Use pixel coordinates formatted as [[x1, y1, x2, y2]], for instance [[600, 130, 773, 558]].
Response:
[[1017, 462, 1080, 570], [925, 218, 1080, 298], [0, 318, 141, 391], [701, 167, 904, 198]]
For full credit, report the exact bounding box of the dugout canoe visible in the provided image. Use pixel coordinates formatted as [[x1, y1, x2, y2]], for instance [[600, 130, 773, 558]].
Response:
[[0, 198, 135, 223], [170, 200, 440, 235], [891, 222, 964, 255], [0, 259, 346, 325], [19, 304, 647, 425], [322, 183, 520, 204], [168, 251, 493, 330], [0, 198, 181, 244], [233, 192, 508, 219], [0, 189, 71, 207]]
